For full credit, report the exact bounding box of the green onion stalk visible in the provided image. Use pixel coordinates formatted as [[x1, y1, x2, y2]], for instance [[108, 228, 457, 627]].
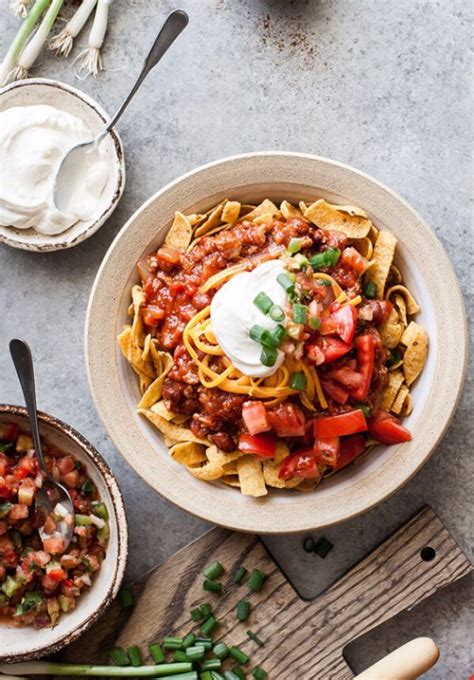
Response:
[[0, 0, 50, 86], [0, 662, 193, 677], [73, 0, 113, 77], [49, 0, 98, 57], [12, 0, 65, 81]]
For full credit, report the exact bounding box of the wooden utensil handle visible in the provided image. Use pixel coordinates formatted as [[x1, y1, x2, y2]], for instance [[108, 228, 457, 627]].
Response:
[[353, 637, 440, 679]]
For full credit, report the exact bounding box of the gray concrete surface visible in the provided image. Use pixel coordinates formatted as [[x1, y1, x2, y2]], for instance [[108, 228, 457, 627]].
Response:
[[0, 0, 472, 677]]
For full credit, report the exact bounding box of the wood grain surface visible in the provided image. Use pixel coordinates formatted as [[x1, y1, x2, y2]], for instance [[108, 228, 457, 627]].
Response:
[[61, 506, 472, 679]]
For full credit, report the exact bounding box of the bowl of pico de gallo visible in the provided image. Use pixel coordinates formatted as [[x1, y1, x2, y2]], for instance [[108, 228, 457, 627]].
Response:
[[0, 404, 128, 662]]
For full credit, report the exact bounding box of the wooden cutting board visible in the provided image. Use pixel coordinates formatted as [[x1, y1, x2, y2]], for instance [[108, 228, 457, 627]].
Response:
[[61, 506, 472, 679]]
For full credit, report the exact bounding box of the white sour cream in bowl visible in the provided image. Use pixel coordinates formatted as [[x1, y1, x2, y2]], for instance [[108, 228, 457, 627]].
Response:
[[0, 104, 110, 235], [211, 259, 288, 378]]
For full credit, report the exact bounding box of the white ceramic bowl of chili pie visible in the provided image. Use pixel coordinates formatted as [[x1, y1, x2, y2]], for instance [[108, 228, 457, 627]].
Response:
[[0, 405, 128, 662], [85, 152, 467, 534]]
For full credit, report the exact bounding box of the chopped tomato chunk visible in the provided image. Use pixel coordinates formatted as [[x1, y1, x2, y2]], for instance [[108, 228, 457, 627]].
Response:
[[340, 246, 368, 273], [313, 437, 340, 466], [368, 410, 412, 445], [350, 334, 376, 400], [307, 336, 353, 365], [43, 537, 66, 555], [142, 305, 165, 327], [278, 451, 320, 480], [238, 433, 276, 458], [320, 304, 357, 344], [320, 378, 350, 405], [267, 403, 305, 437], [327, 366, 364, 390], [335, 435, 367, 469], [242, 401, 270, 435], [314, 410, 368, 438]]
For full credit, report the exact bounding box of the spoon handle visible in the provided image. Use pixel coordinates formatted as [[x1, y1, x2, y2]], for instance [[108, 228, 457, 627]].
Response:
[[9, 338, 48, 476], [102, 9, 189, 138]]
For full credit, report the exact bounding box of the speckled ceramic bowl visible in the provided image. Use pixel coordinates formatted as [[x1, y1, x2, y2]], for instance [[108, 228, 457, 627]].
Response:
[[85, 152, 467, 534], [0, 404, 128, 662], [0, 78, 126, 252]]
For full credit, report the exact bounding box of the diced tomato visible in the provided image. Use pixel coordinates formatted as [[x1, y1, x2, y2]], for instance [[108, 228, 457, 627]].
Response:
[[238, 433, 276, 458], [327, 366, 364, 390], [142, 305, 165, 327], [62, 470, 80, 488], [351, 334, 376, 400], [9, 504, 29, 520], [47, 568, 66, 582], [41, 574, 60, 591], [335, 435, 367, 469], [320, 304, 357, 344], [56, 456, 75, 476], [267, 403, 305, 437], [341, 246, 368, 273], [242, 401, 270, 435], [43, 537, 66, 555], [368, 410, 412, 445], [278, 451, 320, 481], [320, 378, 350, 404], [16, 456, 37, 477], [307, 336, 353, 365], [18, 479, 36, 506], [314, 410, 368, 438], [156, 245, 181, 267], [313, 437, 340, 466]]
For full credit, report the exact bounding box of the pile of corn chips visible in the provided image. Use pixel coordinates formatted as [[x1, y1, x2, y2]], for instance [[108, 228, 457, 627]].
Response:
[[118, 198, 428, 497]]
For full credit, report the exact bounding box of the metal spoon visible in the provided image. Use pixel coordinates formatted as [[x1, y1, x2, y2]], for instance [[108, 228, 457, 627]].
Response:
[[9, 338, 74, 552], [53, 9, 189, 214]]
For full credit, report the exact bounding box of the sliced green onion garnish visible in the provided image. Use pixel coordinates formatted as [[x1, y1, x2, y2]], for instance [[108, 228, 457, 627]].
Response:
[[253, 291, 273, 314], [303, 536, 315, 553], [109, 647, 130, 666], [213, 642, 230, 659], [229, 646, 249, 664], [271, 324, 287, 345], [149, 642, 165, 663], [294, 253, 309, 268], [260, 346, 278, 367], [269, 304, 285, 322], [195, 636, 213, 649], [288, 237, 302, 253], [203, 561, 224, 580], [260, 329, 279, 348], [325, 247, 341, 267], [200, 672, 213, 680], [292, 303, 308, 324], [317, 278, 332, 287], [231, 669, 246, 680], [313, 536, 333, 558], [309, 252, 327, 270], [247, 629, 265, 647], [203, 579, 223, 593], [173, 650, 187, 663], [233, 566, 248, 584], [191, 606, 203, 621], [248, 569, 266, 592], [386, 349, 401, 367], [200, 615, 219, 636], [224, 672, 241, 680], [276, 272, 295, 292], [308, 316, 321, 330], [118, 587, 134, 609], [249, 324, 266, 344], [200, 602, 212, 618], [81, 478, 94, 495], [182, 633, 196, 649], [127, 646, 142, 667], [185, 645, 205, 661], [236, 599, 251, 621], [289, 372, 307, 391], [201, 659, 222, 671], [92, 501, 109, 520], [310, 247, 340, 270], [364, 280, 377, 299], [252, 667, 267, 679], [356, 403, 371, 418], [163, 637, 183, 650]]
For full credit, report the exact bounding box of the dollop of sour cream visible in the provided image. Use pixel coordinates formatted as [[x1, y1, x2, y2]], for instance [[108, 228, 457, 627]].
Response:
[[0, 105, 110, 235], [210, 259, 288, 378]]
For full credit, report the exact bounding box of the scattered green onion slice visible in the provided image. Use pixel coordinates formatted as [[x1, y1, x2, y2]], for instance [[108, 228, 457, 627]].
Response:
[[364, 280, 377, 299], [233, 566, 248, 584], [108, 647, 130, 667], [260, 346, 278, 367], [224, 672, 241, 680], [386, 349, 401, 367], [200, 615, 219, 636], [289, 372, 307, 391], [231, 669, 246, 680], [313, 536, 334, 558], [127, 646, 142, 667], [229, 646, 249, 664], [195, 636, 213, 650], [310, 247, 341, 270], [248, 569, 266, 592], [269, 304, 285, 322], [249, 324, 266, 344], [200, 602, 212, 618], [203, 561, 224, 580], [252, 667, 267, 680], [149, 642, 165, 663], [308, 316, 321, 330], [118, 587, 134, 609], [163, 637, 183, 650], [213, 642, 230, 659], [356, 403, 371, 418], [276, 272, 295, 292], [203, 579, 223, 593], [185, 645, 205, 661], [247, 629, 265, 647], [191, 606, 203, 622], [287, 237, 302, 253], [292, 303, 308, 324], [182, 633, 196, 649], [236, 599, 251, 621], [201, 659, 222, 671], [253, 291, 273, 314], [173, 650, 188, 663], [303, 536, 315, 553], [317, 278, 332, 287]]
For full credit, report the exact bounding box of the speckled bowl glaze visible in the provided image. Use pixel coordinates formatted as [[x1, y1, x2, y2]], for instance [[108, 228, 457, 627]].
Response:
[[0, 404, 128, 662], [85, 152, 467, 534], [0, 78, 126, 252]]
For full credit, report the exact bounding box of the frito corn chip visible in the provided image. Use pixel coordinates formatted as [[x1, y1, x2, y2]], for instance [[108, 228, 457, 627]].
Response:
[[365, 230, 398, 299], [206, 445, 243, 467], [386, 284, 420, 315], [165, 211, 193, 250], [401, 322, 428, 386], [138, 409, 208, 444], [194, 202, 226, 237], [391, 384, 410, 415], [240, 199, 279, 222], [263, 459, 302, 489], [170, 441, 208, 466], [379, 308, 404, 349], [221, 475, 241, 488], [151, 400, 179, 421], [237, 456, 267, 497], [382, 370, 405, 411], [304, 199, 372, 238], [138, 363, 172, 409], [188, 461, 228, 481], [222, 200, 241, 223], [280, 200, 302, 219], [351, 236, 373, 260]]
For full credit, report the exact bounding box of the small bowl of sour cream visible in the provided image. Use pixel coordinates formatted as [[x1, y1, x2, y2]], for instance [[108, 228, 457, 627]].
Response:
[[0, 78, 125, 252]]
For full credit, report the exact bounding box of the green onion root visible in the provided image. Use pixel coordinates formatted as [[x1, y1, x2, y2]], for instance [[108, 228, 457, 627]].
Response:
[[0, 0, 50, 85], [49, 0, 97, 56], [73, 0, 112, 77], [10, 0, 32, 18]]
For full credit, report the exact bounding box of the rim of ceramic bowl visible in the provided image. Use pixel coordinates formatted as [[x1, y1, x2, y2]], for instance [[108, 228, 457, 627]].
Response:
[[85, 151, 468, 534], [0, 403, 128, 662], [0, 77, 126, 252]]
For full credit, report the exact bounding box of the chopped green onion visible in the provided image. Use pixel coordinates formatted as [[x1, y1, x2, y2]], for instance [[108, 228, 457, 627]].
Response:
[[185, 645, 205, 661], [149, 642, 165, 663], [213, 642, 230, 660], [0, 442, 12, 452], [200, 602, 212, 618], [231, 669, 246, 680], [294, 253, 310, 268], [163, 637, 183, 650], [195, 637, 213, 650], [356, 403, 371, 418], [0, 501, 13, 519], [210, 672, 225, 680], [173, 650, 188, 663], [364, 281, 377, 299], [289, 372, 307, 391], [118, 587, 134, 609], [183, 633, 196, 649], [203, 561, 224, 580], [313, 536, 334, 558], [309, 252, 327, 270], [287, 237, 302, 253], [310, 247, 341, 270], [249, 324, 266, 344], [260, 346, 278, 367], [271, 324, 287, 345], [236, 599, 251, 621], [253, 291, 273, 314], [386, 349, 402, 367], [252, 667, 267, 679], [15, 591, 44, 616], [246, 630, 264, 647], [200, 615, 219, 636], [317, 278, 332, 287], [191, 606, 204, 621], [201, 659, 222, 671], [292, 303, 308, 324], [229, 646, 249, 664], [286, 323, 303, 340], [303, 536, 315, 553], [224, 672, 241, 680], [233, 566, 248, 584], [203, 579, 223, 593], [200, 673, 213, 680], [269, 304, 285, 322], [109, 647, 130, 666], [75, 514, 92, 526], [166, 674, 198, 680], [81, 478, 94, 495], [248, 569, 266, 592], [128, 646, 142, 667], [276, 272, 295, 292], [308, 316, 321, 330], [326, 247, 341, 267], [92, 501, 109, 520]]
